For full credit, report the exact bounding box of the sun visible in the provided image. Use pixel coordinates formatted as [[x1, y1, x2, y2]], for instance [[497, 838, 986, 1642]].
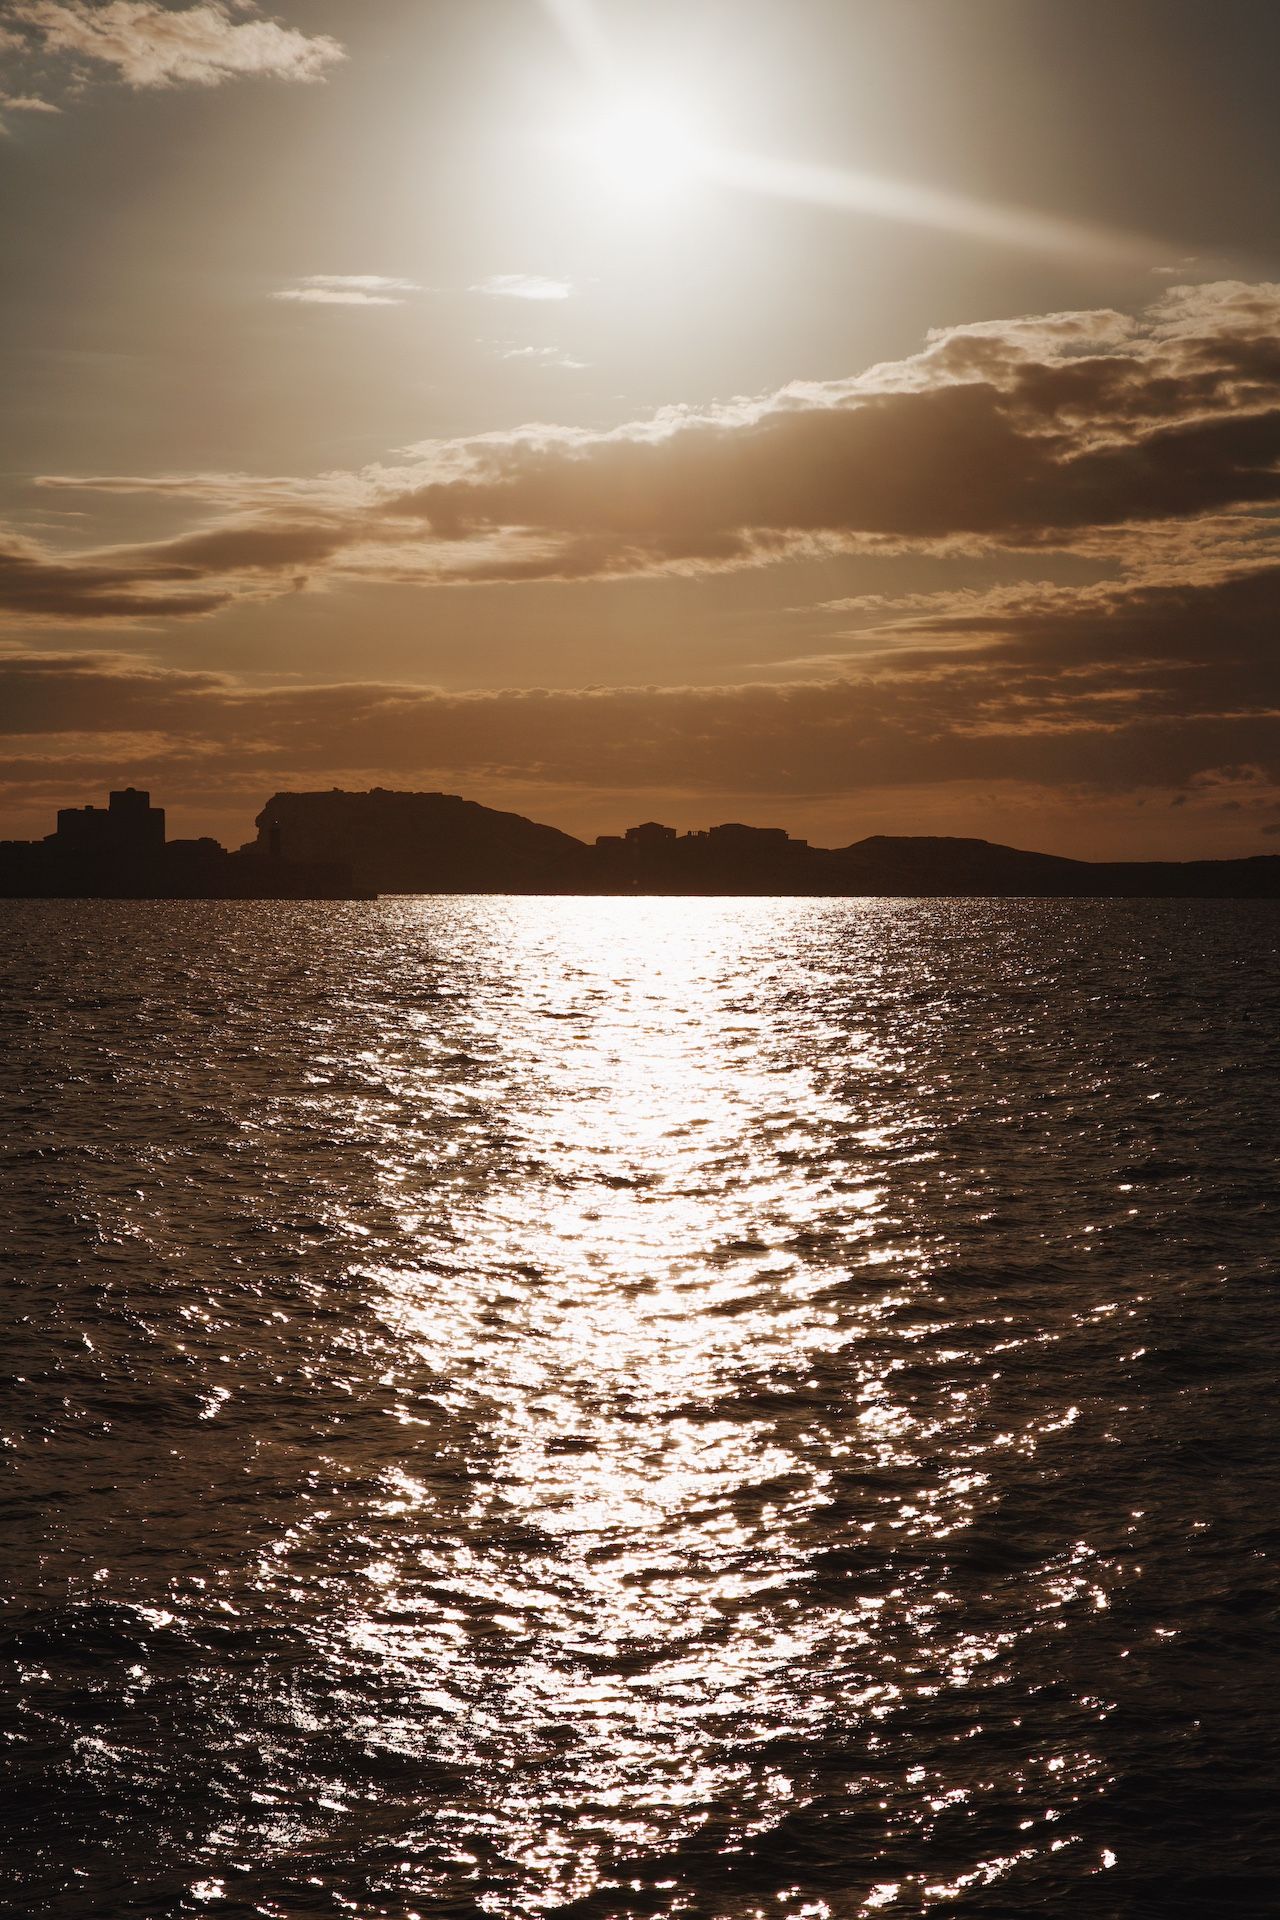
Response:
[[572, 89, 709, 205]]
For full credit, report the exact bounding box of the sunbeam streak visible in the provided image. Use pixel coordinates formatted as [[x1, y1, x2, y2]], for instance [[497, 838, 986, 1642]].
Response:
[[704, 146, 1162, 266]]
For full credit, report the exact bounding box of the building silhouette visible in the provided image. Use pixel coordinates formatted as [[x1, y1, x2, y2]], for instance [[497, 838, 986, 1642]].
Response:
[[0, 787, 363, 898], [54, 787, 165, 858]]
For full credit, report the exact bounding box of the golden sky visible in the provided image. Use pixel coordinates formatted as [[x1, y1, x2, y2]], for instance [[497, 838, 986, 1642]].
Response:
[[1, 0, 1278, 855]]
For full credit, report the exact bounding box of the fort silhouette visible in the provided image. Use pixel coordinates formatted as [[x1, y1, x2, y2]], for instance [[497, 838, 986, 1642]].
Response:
[[3, 786, 1279, 899]]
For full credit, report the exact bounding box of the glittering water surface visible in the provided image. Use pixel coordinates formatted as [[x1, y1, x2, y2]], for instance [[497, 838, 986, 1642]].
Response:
[[3, 898, 1279, 1919]]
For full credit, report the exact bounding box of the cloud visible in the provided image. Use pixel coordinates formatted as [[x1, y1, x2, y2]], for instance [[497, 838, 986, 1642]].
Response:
[[1152, 256, 1200, 278], [0, 90, 59, 109], [0, 529, 235, 620], [4, 2, 344, 90], [840, 563, 1280, 680], [500, 345, 589, 368], [302, 275, 419, 293], [471, 273, 574, 302], [367, 281, 1280, 581], [0, 515, 354, 621], [273, 274, 420, 308], [1, 641, 1275, 832], [273, 290, 401, 307], [9, 280, 1279, 646]]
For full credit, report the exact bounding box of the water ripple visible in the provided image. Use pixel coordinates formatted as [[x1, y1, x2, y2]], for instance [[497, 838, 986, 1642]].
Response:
[[2, 897, 1278, 1917]]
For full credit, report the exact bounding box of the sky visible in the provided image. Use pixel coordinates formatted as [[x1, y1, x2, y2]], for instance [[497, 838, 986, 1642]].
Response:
[[1, 0, 1277, 856]]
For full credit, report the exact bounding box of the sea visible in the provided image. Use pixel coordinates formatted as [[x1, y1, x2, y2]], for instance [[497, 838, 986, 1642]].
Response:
[[3, 896, 1278, 1920]]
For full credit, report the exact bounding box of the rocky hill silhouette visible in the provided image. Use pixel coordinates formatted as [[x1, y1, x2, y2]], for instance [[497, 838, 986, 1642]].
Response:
[[255, 789, 592, 894], [249, 790, 1280, 898]]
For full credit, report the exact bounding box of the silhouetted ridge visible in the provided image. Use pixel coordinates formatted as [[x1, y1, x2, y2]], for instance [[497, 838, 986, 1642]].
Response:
[[847, 835, 1086, 867], [255, 789, 591, 893], [251, 794, 1280, 897], [834, 834, 1280, 896], [3, 787, 1278, 898]]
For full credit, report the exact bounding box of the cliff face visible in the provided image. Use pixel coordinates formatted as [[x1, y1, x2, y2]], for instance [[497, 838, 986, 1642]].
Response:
[[254, 789, 592, 893]]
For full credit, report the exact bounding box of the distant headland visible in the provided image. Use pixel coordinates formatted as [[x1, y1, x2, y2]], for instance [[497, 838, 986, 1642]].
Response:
[[2, 786, 1278, 900]]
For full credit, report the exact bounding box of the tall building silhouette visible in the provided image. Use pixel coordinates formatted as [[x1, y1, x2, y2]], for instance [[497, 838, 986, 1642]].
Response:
[[53, 787, 165, 857]]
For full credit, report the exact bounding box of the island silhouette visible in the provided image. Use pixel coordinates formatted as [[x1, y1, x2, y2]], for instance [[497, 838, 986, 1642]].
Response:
[[2, 786, 1278, 899]]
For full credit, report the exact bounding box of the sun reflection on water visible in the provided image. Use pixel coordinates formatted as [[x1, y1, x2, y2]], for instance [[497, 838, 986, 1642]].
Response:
[[231, 898, 1115, 1913], [10, 894, 1241, 1916]]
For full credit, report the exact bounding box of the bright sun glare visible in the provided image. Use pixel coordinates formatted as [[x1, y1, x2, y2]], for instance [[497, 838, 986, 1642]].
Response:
[[574, 91, 708, 204]]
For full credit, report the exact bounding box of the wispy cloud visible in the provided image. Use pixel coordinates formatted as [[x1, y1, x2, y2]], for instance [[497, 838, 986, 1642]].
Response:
[[299, 275, 420, 294], [3, 2, 344, 91], [0, 90, 59, 110], [273, 291, 399, 307], [272, 274, 419, 308], [1152, 256, 1200, 278], [500, 345, 588, 368], [472, 273, 574, 302]]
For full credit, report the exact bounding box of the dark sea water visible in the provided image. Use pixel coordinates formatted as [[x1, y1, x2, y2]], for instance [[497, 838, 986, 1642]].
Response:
[[3, 897, 1279, 1920]]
